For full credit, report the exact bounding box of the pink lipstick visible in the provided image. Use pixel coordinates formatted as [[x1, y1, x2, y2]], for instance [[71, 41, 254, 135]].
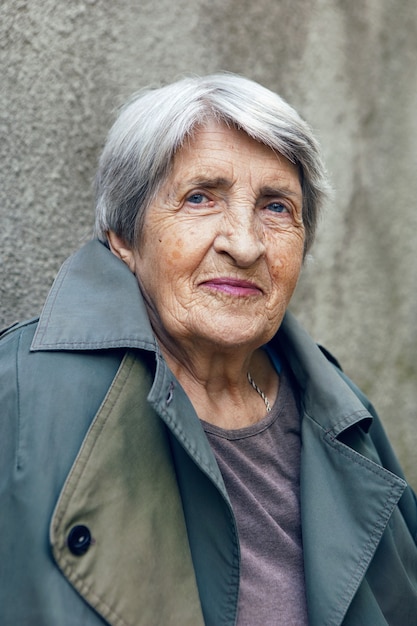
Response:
[[201, 278, 262, 297]]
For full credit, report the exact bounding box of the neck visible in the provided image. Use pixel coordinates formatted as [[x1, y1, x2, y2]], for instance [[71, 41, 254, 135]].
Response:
[[159, 338, 279, 429]]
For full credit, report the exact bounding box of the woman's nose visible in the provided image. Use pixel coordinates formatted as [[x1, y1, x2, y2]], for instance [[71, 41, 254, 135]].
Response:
[[213, 207, 266, 267]]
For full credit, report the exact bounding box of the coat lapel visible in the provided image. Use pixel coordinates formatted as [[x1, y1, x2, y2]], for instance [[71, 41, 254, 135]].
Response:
[[300, 413, 406, 625], [50, 352, 204, 626], [278, 313, 407, 625]]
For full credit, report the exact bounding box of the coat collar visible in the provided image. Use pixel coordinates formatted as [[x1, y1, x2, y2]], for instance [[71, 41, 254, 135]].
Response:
[[31, 240, 155, 352], [277, 312, 373, 435]]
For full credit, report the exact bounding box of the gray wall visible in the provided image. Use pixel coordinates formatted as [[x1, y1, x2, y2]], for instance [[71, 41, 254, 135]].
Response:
[[1, 0, 417, 487]]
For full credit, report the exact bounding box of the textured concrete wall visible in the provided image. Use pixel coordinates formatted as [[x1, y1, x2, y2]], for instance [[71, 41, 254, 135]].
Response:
[[1, 0, 416, 486]]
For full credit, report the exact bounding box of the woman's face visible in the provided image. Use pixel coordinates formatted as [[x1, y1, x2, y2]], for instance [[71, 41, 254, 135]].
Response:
[[123, 121, 304, 353]]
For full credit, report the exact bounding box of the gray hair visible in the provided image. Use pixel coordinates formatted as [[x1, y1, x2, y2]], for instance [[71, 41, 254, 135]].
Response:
[[94, 73, 329, 254]]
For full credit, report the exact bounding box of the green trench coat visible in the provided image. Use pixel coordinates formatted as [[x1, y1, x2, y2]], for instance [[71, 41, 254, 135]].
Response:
[[1, 241, 417, 625]]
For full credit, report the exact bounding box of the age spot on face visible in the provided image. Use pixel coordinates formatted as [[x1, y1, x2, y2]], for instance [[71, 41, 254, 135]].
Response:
[[164, 237, 185, 264]]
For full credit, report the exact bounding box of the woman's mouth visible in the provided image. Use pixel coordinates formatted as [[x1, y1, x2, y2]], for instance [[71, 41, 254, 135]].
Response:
[[200, 278, 263, 297]]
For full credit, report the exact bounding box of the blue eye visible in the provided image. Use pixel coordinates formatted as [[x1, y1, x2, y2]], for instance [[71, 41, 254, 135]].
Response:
[[267, 202, 288, 213], [187, 193, 206, 204]]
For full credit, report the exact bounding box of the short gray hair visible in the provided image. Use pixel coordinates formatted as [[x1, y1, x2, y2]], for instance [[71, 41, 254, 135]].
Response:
[[94, 73, 329, 254]]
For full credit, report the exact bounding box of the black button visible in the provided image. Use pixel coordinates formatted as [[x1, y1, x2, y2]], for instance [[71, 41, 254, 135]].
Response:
[[67, 525, 92, 556]]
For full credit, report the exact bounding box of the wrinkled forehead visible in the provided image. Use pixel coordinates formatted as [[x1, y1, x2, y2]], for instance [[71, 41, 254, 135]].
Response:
[[167, 120, 302, 192]]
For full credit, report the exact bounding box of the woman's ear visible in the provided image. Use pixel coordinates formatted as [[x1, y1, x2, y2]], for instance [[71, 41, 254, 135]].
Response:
[[107, 231, 136, 273]]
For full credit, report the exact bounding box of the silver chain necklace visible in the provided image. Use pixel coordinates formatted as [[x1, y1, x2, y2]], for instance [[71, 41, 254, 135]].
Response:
[[247, 371, 272, 412]]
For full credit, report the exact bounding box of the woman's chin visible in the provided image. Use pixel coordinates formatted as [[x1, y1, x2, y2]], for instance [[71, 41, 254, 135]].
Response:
[[183, 317, 276, 352]]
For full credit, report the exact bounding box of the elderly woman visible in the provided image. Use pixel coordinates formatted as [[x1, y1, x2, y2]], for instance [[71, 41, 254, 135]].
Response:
[[1, 74, 416, 626]]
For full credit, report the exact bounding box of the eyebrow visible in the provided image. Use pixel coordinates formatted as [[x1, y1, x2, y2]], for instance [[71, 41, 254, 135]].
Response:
[[183, 178, 300, 198], [260, 185, 301, 199], [186, 176, 232, 190]]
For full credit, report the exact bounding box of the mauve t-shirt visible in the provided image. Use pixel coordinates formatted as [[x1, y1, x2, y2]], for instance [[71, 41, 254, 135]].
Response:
[[202, 362, 308, 625]]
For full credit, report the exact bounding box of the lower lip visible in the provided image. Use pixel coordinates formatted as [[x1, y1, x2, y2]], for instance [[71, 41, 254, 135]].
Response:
[[201, 282, 262, 297]]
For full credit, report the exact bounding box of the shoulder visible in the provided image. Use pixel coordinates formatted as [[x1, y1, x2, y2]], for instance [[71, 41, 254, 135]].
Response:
[[0, 317, 126, 479], [0, 315, 125, 420]]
